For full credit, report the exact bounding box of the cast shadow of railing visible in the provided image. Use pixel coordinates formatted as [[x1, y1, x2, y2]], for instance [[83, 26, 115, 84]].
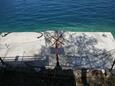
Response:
[[0, 45, 49, 71], [0, 44, 76, 86]]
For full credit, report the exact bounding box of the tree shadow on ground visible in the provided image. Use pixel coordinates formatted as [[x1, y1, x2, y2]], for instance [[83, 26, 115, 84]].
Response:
[[0, 44, 76, 86], [63, 33, 114, 69]]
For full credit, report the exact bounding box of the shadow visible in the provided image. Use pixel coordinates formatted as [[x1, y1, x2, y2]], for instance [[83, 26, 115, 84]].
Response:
[[63, 33, 114, 69], [0, 65, 76, 86], [50, 47, 65, 55], [81, 68, 89, 86], [0, 43, 76, 86], [0, 45, 49, 69]]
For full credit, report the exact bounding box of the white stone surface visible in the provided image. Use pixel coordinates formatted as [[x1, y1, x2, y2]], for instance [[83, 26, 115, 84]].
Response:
[[0, 31, 115, 69], [0, 32, 48, 68], [44, 31, 115, 69]]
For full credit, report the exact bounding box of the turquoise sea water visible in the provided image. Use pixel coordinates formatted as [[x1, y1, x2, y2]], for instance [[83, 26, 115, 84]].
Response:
[[0, 0, 115, 36]]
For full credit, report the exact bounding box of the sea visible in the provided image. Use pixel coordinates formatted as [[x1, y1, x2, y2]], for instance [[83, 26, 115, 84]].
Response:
[[0, 0, 115, 37]]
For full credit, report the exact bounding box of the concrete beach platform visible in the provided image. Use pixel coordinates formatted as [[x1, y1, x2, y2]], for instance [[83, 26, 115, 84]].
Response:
[[0, 31, 115, 69]]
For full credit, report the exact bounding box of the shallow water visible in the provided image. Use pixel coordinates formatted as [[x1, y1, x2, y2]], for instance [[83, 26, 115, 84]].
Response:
[[0, 0, 115, 36]]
